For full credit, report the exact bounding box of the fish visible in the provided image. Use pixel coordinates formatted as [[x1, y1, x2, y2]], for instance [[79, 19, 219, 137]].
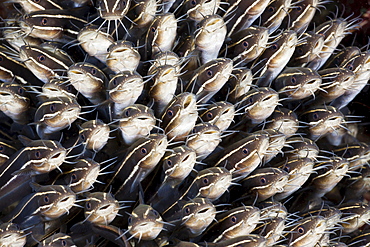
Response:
[[194, 15, 227, 64], [107, 71, 144, 118], [199, 101, 235, 132], [239, 167, 289, 203], [211, 131, 270, 179], [186, 123, 221, 160], [67, 62, 107, 105], [19, 45, 73, 83], [38, 233, 76, 247], [77, 25, 115, 63], [106, 40, 141, 73], [179, 197, 216, 237], [284, 215, 327, 247], [59, 158, 101, 193], [0, 82, 31, 125], [19, 8, 88, 40], [161, 92, 198, 141], [118, 104, 156, 145], [253, 30, 298, 87], [185, 58, 233, 104], [260, 0, 292, 34], [84, 192, 120, 225], [223, 0, 271, 37], [106, 133, 168, 201], [127, 203, 164, 241], [0, 223, 27, 247], [223, 26, 269, 67], [273, 67, 322, 101], [201, 205, 261, 243], [34, 96, 81, 139]]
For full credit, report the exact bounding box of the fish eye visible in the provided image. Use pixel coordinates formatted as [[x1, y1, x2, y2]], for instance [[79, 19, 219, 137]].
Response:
[[112, 78, 117, 86], [35, 151, 41, 158], [44, 195, 49, 203], [86, 202, 92, 210], [268, 6, 275, 12], [297, 48, 304, 55], [260, 177, 267, 184], [71, 173, 77, 181], [141, 147, 147, 154], [124, 109, 130, 117], [242, 148, 249, 154], [283, 166, 290, 172], [18, 87, 24, 95], [61, 240, 67, 246], [152, 210, 159, 216], [0, 145, 3, 151], [242, 41, 249, 48], [41, 18, 48, 25], [0, 55, 3, 62], [33, 0, 41, 3], [167, 109, 174, 117], [91, 68, 96, 75], [66, 85, 72, 91], [184, 206, 191, 214], [166, 159, 172, 166], [297, 5, 303, 11], [248, 97, 254, 103], [203, 178, 209, 184], [50, 103, 56, 112], [231, 216, 237, 223], [37, 54, 46, 62], [291, 76, 297, 84], [297, 226, 305, 234], [80, 133, 85, 140], [128, 216, 132, 224], [271, 43, 278, 50], [313, 113, 319, 120], [346, 64, 354, 71], [191, 0, 196, 5], [207, 112, 213, 119], [151, 27, 156, 33], [207, 69, 213, 77]]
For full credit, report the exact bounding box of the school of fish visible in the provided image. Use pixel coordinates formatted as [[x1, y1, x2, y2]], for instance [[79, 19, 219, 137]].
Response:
[[0, 0, 369, 246]]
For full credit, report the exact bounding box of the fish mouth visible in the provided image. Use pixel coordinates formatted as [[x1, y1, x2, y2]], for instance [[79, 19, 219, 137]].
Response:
[[181, 152, 195, 163], [302, 78, 321, 90], [204, 19, 224, 31], [51, 152, 62, 159], [48, 150, 66, 167], [203, 129, 219, 136], [325, 116, 343, 126], [61, 107, 80, 118], [260, 94, 278, 107], [132, 221, 157, 231], [0, 91, 14, 102], [54, 195, 75, 211], [98, 204, 117, 215], [112, 47, 130, 53], [69, 69, 84, 75]]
